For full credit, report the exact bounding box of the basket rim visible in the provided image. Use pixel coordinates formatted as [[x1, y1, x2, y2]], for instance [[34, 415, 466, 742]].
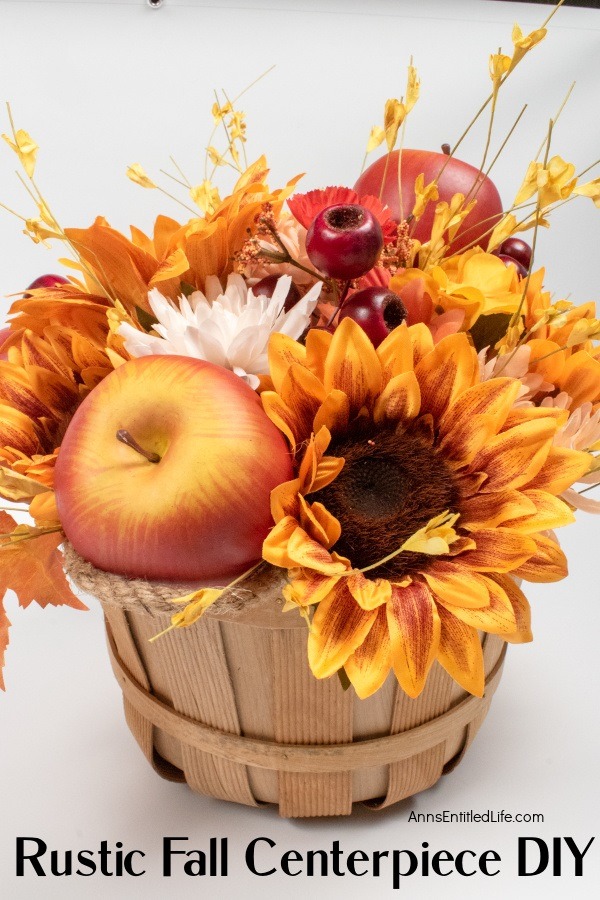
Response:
[[63, 542, 293, 626]]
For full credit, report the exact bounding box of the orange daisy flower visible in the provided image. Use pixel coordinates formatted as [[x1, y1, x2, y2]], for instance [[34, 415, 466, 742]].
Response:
[[260, 318, 591, 700]]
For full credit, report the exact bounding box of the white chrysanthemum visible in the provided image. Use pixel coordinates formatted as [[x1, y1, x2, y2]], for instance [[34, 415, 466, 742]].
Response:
[[118, 274, 321, 389]]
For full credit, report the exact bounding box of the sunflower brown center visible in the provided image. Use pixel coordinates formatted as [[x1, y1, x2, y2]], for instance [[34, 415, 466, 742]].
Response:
[[312, 425, 458, 578]]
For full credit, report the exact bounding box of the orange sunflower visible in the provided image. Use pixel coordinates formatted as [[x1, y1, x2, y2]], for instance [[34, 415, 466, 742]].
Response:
[[260, 318, 591, 700]]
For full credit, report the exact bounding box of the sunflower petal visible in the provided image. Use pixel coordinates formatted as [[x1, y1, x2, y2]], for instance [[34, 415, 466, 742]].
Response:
[[270, 478, 301, 522], [415, 333, 479, 421], [0, 404, 42, 458], [305, 327, 332, 382], [262, 516, 298, 567], [324, 318, 382, 417], [287, 526, 349, 574], [0, 363, 53, 419], [386, 580, 440, 698], [512, 532, 568, 582], [408, 322, 435, 366], [345, 607, 392, 698], [313, 390, 350, 437], [347, 572, 392, 610], [422, 564, 490, 609], [472, 419, 556, 492], [376, 323, 413, 383], [373, 370, 421, 425], [489, 574, 532, 643], [267, 332, 308, 393], [260, 392, 298, 449], [435, 576, 517, 635], [297, 426, 334, 492], [526, 447, 592, 495], [283, 571, 342, 608], [308, 582, 378, 678], [438, 378, 521, 466], [279, 363, 327, 447], [298, 496, 341, 548], [311, 455, 345, 493], [459, 529, 537, 572], [436, 605, 485, 697], [460, 490, 537, 530], [502, 489, 575, 533]]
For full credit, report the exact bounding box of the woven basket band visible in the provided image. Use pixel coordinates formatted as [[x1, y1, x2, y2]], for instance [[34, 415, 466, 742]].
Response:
[[106, 621, 507, 774]]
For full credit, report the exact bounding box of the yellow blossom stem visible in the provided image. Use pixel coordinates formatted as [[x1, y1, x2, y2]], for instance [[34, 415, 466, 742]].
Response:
[[156, 185, 198, 215], [578, 472, 600, 496], [576, 158, 600, 180], [505, 119, 554, 337], [169, 155, 192, 188], [425, 0, 565, 205], [4, 119, 117, 305], [379, 151, 392, 204], [462, 104, 528, 216], [0, 199, 29, 222], [223, 89, 248, 170], [0, 525, 63, 546], [541, 0, 567, 29], [149, 560, 263, 643], [534, 82, 575, 161], [159, 169, 192, 189], [528, 332, 600, 365]]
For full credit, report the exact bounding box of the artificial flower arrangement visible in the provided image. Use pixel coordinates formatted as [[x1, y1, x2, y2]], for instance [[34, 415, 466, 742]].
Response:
[[0, 0, 599, 814]]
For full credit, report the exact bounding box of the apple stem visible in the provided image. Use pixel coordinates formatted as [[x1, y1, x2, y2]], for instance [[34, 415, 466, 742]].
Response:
[[116, 429, 161, 463], [441, 143, 451, 156]]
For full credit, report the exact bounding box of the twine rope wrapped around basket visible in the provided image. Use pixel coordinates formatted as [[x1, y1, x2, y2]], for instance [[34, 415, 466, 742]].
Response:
[[63, 543, 507, 818]]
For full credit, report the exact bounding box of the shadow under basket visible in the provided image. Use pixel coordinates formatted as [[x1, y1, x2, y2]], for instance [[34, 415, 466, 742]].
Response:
[[64, 546, 507, 818]]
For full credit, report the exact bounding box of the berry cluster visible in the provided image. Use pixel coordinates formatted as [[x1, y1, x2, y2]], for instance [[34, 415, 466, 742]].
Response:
[[304, 203, 408, 345]]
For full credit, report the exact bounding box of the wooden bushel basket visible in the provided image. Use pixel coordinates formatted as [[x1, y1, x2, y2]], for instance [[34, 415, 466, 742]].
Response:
[[65, 546, 507, 818]]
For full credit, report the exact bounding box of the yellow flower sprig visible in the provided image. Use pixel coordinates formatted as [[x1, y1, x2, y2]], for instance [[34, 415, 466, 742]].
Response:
[[357, 511, 466, 576], [149, 561, 263, 641], [413, 1, 564, 234], [0, 104, 120, 303]]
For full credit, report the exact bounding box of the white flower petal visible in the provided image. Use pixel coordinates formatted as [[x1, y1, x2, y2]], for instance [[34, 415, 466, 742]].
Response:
[[120, 273, 316, 387]]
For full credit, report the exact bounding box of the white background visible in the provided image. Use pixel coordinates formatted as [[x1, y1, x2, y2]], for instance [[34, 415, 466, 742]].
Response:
[[1, 1, 599, 898]]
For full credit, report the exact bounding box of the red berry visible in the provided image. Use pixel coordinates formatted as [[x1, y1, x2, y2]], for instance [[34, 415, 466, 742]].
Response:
[[252, 274, 301, 312], [27, 274, 68, 291], [493, 253, 528, 279], [306, 204, 383, 280], [497, 237, 532, 271], [338, 287, 407, 347]]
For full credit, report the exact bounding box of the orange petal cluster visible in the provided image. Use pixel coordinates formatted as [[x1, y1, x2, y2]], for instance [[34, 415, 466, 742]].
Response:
[[261, 319, 590, 699]]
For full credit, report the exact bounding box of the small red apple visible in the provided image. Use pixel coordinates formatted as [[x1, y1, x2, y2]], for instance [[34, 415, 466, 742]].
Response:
[[338, 287, 407, 347], [54, 355, 293, 582], [354, 149, 503, 254], [26, 274, 69, 292]]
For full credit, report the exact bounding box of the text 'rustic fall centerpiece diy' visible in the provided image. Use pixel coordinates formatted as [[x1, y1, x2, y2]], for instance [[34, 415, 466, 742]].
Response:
[[1, 2, 599, 817]]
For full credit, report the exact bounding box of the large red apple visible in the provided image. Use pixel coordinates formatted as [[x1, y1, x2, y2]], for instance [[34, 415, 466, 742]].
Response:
[[54, 355, 293, 582], [354, 149, 503, 254]]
